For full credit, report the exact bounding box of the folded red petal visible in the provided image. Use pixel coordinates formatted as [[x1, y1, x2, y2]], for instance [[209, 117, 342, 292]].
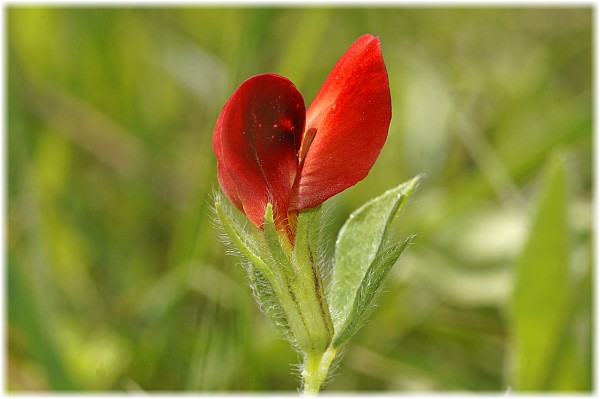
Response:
[[290, 35, 392, 210], [213, 101, 243, 211], [213, 74, 305, 227]]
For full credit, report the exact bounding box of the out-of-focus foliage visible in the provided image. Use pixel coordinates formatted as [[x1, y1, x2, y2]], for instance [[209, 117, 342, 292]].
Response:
[[7, 7, 591, 392]]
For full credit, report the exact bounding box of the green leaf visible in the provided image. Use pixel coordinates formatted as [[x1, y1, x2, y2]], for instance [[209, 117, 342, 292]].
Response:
[[330, 175, 422, 346], [333, 236, 414, 347], [508, 155, 573, 390]]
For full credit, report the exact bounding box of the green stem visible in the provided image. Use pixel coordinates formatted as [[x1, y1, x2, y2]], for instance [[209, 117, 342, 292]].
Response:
[[302, 346, 337, 396]]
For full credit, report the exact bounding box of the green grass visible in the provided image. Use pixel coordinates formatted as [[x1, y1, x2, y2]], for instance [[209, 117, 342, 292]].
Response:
[[7, 6, 592, 392]]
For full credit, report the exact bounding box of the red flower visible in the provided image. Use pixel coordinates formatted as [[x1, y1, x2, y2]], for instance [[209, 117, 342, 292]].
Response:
[[213, 34, 391, 232]]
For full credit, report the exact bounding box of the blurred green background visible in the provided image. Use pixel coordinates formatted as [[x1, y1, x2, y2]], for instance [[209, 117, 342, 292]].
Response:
[[7, 6, 592, 392]]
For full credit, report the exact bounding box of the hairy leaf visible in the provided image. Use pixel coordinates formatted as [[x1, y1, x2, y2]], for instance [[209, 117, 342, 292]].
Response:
[[333, 236, 413, 347], [330, 175, 422, 345]]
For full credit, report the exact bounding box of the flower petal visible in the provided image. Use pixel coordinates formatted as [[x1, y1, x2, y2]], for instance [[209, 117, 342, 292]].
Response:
[[213, 99, 243, 211], [290, 34, 392, 210], [213, 74, 305, 227]]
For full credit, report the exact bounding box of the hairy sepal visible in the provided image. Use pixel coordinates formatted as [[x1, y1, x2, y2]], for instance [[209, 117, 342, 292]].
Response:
[[214, 193, 293, 339], [292, 206, 334, 354]]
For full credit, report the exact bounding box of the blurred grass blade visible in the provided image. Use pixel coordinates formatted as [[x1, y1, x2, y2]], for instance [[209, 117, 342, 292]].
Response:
[[330, 175, 421, 345], [276, 8, 331, 88], [508, 155, 571, 390], [20, 79, 145, 178], [8, 256, 78, 390]]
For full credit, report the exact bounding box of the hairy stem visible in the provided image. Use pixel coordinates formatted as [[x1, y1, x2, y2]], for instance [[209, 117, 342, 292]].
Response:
[[302, 346, 337, 396]]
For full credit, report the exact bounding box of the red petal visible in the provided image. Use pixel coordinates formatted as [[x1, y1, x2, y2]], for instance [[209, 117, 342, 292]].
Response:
[[213, 99, 243, 211], [213, 74, 305, 227], [290, 35, 391, 210]]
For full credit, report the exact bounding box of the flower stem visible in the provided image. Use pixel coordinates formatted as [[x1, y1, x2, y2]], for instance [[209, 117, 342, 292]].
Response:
[[302, 346, 337, 396]]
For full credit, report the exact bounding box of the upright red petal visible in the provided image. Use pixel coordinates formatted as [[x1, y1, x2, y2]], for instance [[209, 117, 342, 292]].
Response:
[[290, 34, 391, 210], [213, 74, 305, 227]]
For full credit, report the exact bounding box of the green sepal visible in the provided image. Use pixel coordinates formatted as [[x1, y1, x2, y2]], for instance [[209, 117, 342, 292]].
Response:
[[213, 193, 276, 287], [292, 206, 334, 354], [214, 193, 304, 342], [234, 201, 333, 355], [262, 204, 294, 276], [330, 175, 422, 346], [257, 203, 315, 350], [247, 264, 294, 342]]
